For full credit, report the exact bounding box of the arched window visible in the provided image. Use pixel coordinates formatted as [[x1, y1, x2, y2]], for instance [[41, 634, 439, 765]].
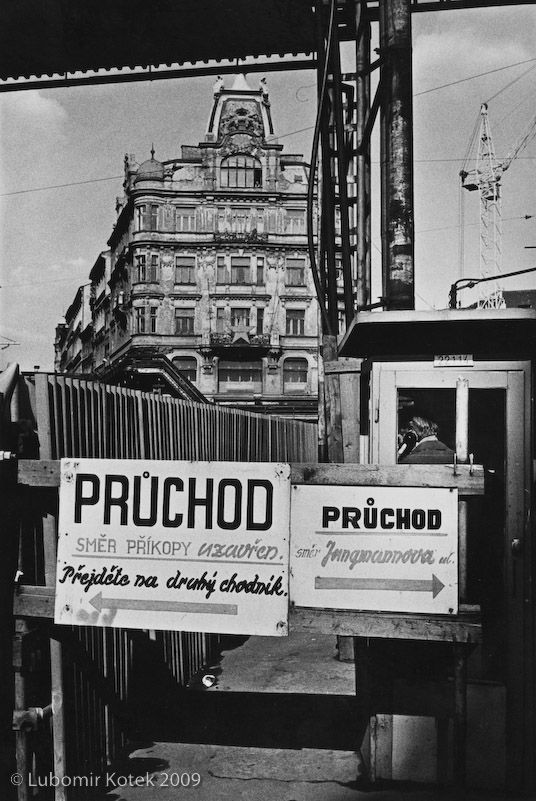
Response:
[[173, 356, 197, 383], [283, 358, 308, 393], [220, 155, 262, 189]]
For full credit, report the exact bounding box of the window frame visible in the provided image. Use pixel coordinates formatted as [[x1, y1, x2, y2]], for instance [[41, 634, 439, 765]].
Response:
[[174, 307, 195, 335], [220, 155, 263, 189], [286, 308, 306, 336], [175, 255, 196, 285]]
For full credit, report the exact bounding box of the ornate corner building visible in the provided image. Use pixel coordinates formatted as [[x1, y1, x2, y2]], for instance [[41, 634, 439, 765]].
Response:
[[55, 75, 320, 419]]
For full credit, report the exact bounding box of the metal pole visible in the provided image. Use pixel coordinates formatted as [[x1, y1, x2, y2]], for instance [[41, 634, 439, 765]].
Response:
[[456, 377, 469, 603], [356, 11, 372, 309], [331, 36, 354, 327], [379, 0, 415, 310]]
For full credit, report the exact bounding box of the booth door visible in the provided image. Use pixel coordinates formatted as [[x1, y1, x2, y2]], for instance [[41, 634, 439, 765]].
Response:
[[370, 360, 533, 791]]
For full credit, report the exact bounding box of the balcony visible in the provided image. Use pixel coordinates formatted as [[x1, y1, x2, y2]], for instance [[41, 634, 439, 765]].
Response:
[[204, 332, 271, 357], [213, 229, 268, 245]]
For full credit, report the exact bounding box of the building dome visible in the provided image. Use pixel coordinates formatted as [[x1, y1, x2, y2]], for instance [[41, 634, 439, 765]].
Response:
[[134, 147, 164, 183]]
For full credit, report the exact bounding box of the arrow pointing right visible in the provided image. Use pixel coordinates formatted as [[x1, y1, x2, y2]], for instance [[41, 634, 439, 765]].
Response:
[[315, 574, 445, 598]]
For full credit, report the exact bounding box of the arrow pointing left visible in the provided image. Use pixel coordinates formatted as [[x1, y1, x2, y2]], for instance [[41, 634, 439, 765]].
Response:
[[89, 592, 238, 616]]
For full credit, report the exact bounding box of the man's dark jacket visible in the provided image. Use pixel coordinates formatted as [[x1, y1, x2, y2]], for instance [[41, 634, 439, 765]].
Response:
[[399, 438, 454, 464]]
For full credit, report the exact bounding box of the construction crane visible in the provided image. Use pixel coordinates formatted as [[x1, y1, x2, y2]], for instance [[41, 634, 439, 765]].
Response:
[[460, 102, 536, 309]]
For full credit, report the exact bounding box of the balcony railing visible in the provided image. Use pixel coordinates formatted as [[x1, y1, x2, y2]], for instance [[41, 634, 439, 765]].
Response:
[[209, 332, 270, 347], [213, 229, 268, 244]]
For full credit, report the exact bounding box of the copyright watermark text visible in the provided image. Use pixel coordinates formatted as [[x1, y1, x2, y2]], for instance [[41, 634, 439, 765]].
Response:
[[11, 771, 201, 789]]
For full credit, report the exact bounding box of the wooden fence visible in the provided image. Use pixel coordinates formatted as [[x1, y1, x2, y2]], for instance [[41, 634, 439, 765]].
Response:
[[3, 369, 317, 800]]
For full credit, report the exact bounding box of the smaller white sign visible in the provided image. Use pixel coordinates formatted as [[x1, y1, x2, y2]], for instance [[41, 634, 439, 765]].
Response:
[[433, 354, 474, 367], [55, 459, 291, 636], [290, 485, 458, 615]]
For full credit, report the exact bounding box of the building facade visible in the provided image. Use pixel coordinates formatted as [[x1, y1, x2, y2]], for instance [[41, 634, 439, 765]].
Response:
[[55, 75, 320, 418]]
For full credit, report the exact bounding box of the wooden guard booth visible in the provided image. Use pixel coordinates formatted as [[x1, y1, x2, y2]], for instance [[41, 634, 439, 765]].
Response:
[[336, 308, 536, 793]]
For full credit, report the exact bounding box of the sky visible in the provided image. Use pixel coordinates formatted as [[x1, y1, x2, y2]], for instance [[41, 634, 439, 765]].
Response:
[[1, 5, 535, 371]]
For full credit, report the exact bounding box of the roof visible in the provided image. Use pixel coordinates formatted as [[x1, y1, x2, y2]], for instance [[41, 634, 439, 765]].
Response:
[[0, 0, 316, 82], [503, 289, 536, 310], [3, 2, 536, 85], [339, 308, 536, 360]]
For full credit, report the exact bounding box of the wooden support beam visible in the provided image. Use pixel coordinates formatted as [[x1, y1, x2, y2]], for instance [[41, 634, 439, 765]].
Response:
[[290, 463, 485, 495], [291, 606, 482, 643], [19, 458, 485, 495], [13, 586, 55, 619]]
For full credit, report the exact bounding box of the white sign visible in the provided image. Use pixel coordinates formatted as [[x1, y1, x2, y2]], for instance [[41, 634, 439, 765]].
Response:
[[290, 485, 458, 615], [55, 459, 291, 636], [433, 354, 474, 367]]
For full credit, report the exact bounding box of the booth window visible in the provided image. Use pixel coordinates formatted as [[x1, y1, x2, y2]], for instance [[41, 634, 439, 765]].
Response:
[[221, 155, 262, 188]]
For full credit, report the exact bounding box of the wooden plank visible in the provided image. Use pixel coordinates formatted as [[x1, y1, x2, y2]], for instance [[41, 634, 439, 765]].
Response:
[[19, 459, 485, 495], [18, 459, 60, 486], [50, 638, 67, 800], [290, 463, 485, 494], [13, 586, 55, 618], [34, 373, 53, 459], [324, 357, 363, 375], [290, 606, 482, 643]]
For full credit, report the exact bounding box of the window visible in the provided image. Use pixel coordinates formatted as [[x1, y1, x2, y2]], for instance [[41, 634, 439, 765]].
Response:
[[136, 205, 146, 231], [255, 208, 265, 233], [149, 307, 157, 333], [286, 258, 306, 286], [215, 307, 226, 333], [283, 358, 308, 392], [135, 307, 146, 333], [217, 207, 227, 232], [150, 204, 158, 230], [337, 307, 345, 333], [176, 206, 196, 232], [217, 256, 228, 284], [175, 255, 196, 284], [231, 308, 250, 329], [231, 207, 248, 233], [174, 308, 195, 335], [285, 209, 306, 235], [256, 256, 264, 286], [220, 155, 262, 189], [256, 308, 264, 335], [149, 253, 159, 282], [219, 360, 262, 391], [173, 356, 197, 383], [135, 254, 147, 282], [230, 256, 250, 285], [286, 309, 305, 336]]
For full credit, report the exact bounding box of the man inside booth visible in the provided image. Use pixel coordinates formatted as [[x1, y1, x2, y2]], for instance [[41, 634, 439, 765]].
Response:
[[398, 415, 454, 464]]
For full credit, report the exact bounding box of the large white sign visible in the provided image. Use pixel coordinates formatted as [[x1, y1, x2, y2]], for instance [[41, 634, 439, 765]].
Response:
[[55, 459, 291, 636], [290, 485, 458, 615]]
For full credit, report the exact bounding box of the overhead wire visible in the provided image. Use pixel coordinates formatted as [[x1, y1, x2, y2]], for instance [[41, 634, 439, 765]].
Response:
[[3, 56, 535, 199]]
